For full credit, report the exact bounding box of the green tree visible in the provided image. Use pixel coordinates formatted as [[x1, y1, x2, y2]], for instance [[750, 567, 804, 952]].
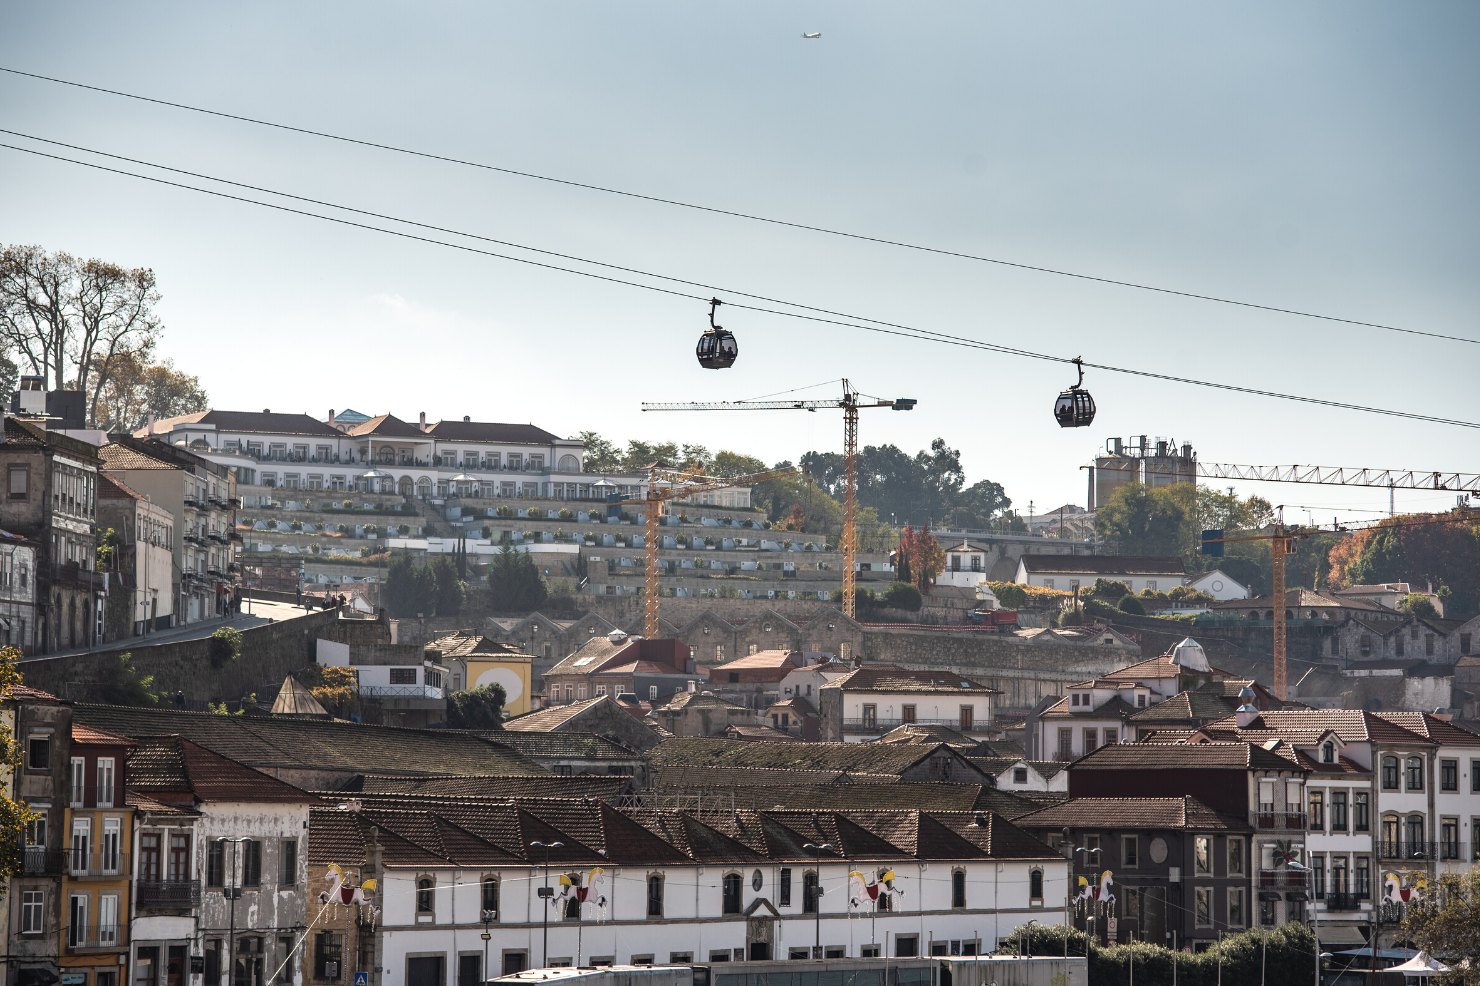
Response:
[[575, 431, 621, 473], [1095, 482, 1190, 557], [0, 646, 40, 887], [710, 450, 768, 478], [207, 626, 242, 668], [487, 546, 548, 612], [621, 440, 680, 471], [99, 652, 158, 706], [386, 551, 436, 618], [1402, 593, 1438, 618], [431, 555, 465, 616], [1333, 511, 1480, 618], [446, 682, 507, 729], [1399, 866, 1479, 986]]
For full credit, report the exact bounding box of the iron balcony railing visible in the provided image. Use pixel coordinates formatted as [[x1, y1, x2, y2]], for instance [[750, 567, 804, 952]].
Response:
[[65, 851, 130, 878], [22, 847, 67, 875], [360, 683, 444, 700], [136, 880, 201, 909], [1379, 840, 1440, 860], [842, 717, 983, 734], [67, 923, 125, 949], [1254, 809, 1308, 830], [1324, 892, 1364, 911]]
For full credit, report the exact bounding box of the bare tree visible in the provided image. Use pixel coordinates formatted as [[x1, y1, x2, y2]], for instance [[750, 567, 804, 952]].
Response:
[[0, 244, 162, 426], [93, 353, 208, 432]]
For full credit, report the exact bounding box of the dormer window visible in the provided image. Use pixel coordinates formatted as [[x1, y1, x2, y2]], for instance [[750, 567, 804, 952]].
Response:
[[1322, 741, 1335, 764], [1137, 694, 1146, 707]]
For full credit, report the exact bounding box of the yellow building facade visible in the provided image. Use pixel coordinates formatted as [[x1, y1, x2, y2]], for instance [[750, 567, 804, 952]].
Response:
[[428, 632, 534, 715], [61, 725, 137, 986]]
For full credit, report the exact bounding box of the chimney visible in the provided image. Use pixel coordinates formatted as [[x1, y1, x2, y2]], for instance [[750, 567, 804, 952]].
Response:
[[147, 412, 156, 435], [328, 409, 336, 427], [463, 415, 470, 422], [1235, 703, 1260, 729], [687, 680, 697, 693], [419, 411, 427, 432]]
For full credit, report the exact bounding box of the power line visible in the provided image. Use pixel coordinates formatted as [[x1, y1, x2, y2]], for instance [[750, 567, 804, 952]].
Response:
[[2, 63, 1475, 348], [2, 136, 1476, 432]]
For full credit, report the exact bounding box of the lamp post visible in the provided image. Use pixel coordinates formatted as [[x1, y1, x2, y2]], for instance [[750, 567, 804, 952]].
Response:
[[531, 841, 563, 969], [480, 907, 494, 983], [217, 838, 250, 986], [803, 843, 834, 959], [1024, 919, 1037, 959]]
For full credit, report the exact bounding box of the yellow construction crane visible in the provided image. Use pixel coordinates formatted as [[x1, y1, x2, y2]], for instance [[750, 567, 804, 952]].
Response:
[[613, 462, 798, 639], [643, 380, 916, 619]]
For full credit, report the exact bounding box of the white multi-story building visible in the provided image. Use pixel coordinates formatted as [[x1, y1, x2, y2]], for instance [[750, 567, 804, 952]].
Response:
[[819, 664, 998, 743], [307, 798, 1067, 980]]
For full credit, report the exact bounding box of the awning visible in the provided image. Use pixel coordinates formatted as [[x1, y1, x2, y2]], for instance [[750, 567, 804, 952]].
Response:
[[1319, 927, 1369, 946], [1286, 891, 1310, 902], [18, 969, 60, 986], [1259, 892, 1283, 901], [1386, 953, 1451, 976]]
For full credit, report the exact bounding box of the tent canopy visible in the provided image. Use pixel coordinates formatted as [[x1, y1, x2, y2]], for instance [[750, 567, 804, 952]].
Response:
[[1386, 953, 1451, 976]]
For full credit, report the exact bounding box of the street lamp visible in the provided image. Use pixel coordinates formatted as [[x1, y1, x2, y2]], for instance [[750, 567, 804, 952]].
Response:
[[217, 838, 250, 986], [481, 906, 495, 983], [803, 843, 834, 959], [531, 841, 563, 969], [1024, 919, 1037, 959]]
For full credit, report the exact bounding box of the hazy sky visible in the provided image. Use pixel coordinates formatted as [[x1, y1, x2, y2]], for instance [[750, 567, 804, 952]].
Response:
[[2, 2, 1475, 524]]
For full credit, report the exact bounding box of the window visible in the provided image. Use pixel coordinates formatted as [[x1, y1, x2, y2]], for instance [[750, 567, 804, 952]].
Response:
[[389, 668, 417, 685], [97, 757, 114, 808], [1331, 791, 1348, 832], [802, 871, 819, 913], [1407, 756, 1424, 790], [901, 704, 916, 724], [1227, 888, 1245, 927], [1322, 742, 1335, 764], [1441, 759, 1458, 791], [71, 817, 91, 873], [1331, 855, 1348, 895], [861, 705, 877, 729], [1312, 855, 1325, 898], [1146, 580, 1158, 592], [722, 873, 742, 914], [1137, 694, 1146, 707], [1260, 898, 1277, 927], [27, 735, 49, 770], [208, 841, 224, 886], [1355, 856, 1371, 898], [1044, 579, 1054, 590], [1474, 761, 1480, 793], [280, 841, 298, 886], [1406, 815, 1425, 847], [1441, 818, 1459, 858], [1058, 728, 1073, 756], [9, 465, 28, 497], [1194, 837, 1211, 874], [1013, 767, 1028, 784], [417, 877, 434, 913], [102, 818, 121, 873], [952, 870, 966, 908], [1228, 838, 1244, 875], [649, 685, 658, 701], [69, 893, 88, 946], [1070, 693, 1080, 707], [206, 941, 222, 984], [1122, 835, 1138, 867], [1195, 887, 1211, 926], [1382, 756, 1399, 789], [1029, 869, 1043, 901], [68, 755, 87, 807], [1355, 792, 1370, 832], [959, 706, 973, 731], [1103, 728, 1117, 745], [1083, 727, 1098, 752], [21, 889, 43, 933], [169, 834, 190, 881], [895, 936, 918, 958], [779, 868, 792, 907], [1309, 790, 1324, 830], [314, 932, 342, 980], [243, 840, 261, 887]]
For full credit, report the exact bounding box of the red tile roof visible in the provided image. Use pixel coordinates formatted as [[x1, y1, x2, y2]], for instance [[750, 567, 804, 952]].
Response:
[[72, 724, 138, 746], [129, 735, 320, 804], [97, 474, 144, 500], [7, 684, 59, 702], [1013, 796, 1249, 831], [718, 650, 802, 670]]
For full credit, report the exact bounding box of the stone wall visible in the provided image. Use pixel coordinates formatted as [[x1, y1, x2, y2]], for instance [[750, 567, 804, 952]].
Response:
[[19, 610, 385, 704]]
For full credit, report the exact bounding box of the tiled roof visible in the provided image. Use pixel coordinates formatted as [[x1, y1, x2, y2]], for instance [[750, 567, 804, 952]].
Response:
[[1209, 589, 1390, 612], [72, 724, 138, 746], [766, 695, 817, 715], [1071, 740, 1304, 772], [472, 731, 639, 759], [502, 696, 609, 731], [148, 410, 342, 437], [877, 723, 973, 745], [74, 704, 548, 776], [716, 650, 801, 670], [342, 775, 630, 800], [346, 414, 427, 439], [97, 474, 144, 500], [126, 788, 200, 817], [650, 738, 972, 776], [428, 632, 525, 659], [1041, 695, 1139, 720], [1127, 691, 1237, 723], [1013, 796, 1250, 831], [653, 691, 749, 713], [3, 417, 50, 448], [724, 725, 800, 741], [1101, 654, 1234, 682], [546, 637, 640, 676], [828, 664, 999, 694], [1201, 709, 1436, 747], [7, 684, 60, 702], [99, 443, 185, 470], [1017, 555, 1186, 575], [424, 420, 563, 445], [129, 735, 320, 804], [1371, 713, 1480, 748]]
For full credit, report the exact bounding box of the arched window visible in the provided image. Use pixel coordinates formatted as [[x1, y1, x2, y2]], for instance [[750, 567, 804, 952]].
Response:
[[1406, 757, 1424, 791], [1406, 815, 1425, 849], [647, 875, 664, 917], [559, 455, 580, 472], [481, 877, 499, 919], [1381, 757, 1399, 790], [802, 871, 819, 914], [722, 873, 742, 914], [1322, 742, 1335, 764], [416, 477, 432, 498], [417, 877, 434, 913], [952, 870, 967, 908], [1029, 869, 1044, 900]]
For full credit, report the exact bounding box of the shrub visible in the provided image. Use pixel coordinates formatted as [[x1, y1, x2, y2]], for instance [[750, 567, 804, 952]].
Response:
[[558, 508, 572, 520], [342, 499, 353, 509], [265, 518, 278, 530], [398, 524, 411, 536], [208, 626, 243, 668], [336, 523, 347, 534], [555, 528, 566, 540], [1118, 594, 1146, 615], [481, 526, 492, 539], [704, 536, 715, 547], [99, 652, 158, 706], [620, 512, 634, 522], [364, 524, 379, 537], [882, 581, 923, 611], [496, 506, 515, 519], [1086, 578, 1132, 602], [359, 546, 372, 558], [526, 507, 542, 519], [988, 581, 1027, 608], [587, 510, 601, 522], [289, 520, 303, 532]]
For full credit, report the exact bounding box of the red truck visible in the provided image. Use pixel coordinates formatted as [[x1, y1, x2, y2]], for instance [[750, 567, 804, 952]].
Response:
[[967, 609, 1019, 631]]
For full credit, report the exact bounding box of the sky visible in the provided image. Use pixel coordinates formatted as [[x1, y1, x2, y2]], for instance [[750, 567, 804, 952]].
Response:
[[1, 2, 1476, 526]]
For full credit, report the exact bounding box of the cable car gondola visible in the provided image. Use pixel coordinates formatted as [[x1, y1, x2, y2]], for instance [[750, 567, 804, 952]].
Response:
[[1053, 357, 1097, 428], [696, 298, 738, 369]]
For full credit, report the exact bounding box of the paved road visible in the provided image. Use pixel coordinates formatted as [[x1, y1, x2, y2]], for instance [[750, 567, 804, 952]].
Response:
[[24, 598, 327, 661]]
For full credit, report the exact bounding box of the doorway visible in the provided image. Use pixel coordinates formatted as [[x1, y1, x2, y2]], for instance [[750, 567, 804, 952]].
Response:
[[408, 957, 444, 986]]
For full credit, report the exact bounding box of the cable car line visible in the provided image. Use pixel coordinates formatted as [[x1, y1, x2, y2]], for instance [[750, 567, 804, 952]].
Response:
[[2, 137, 1475, 431], [2, 63, 1474, 347]]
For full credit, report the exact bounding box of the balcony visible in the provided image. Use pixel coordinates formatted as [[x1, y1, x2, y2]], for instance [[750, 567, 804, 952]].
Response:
[[22, 847, 66, 875], [1379, 841, 1440, 861], [182, 496, 200, 508], [842, 717, 984, 735], [66, 851, 130, 878], [360, 683, 444, 700], [67, 923, 126, 950], [137, 880, 201, 909], [1254, 809, 1307, 830], [1324, 892, 1364, 912], [1258, 869, 1309, 889]]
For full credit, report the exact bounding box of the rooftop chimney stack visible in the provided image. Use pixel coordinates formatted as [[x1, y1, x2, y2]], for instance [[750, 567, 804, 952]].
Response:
[[419, 411, 427, 432]]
